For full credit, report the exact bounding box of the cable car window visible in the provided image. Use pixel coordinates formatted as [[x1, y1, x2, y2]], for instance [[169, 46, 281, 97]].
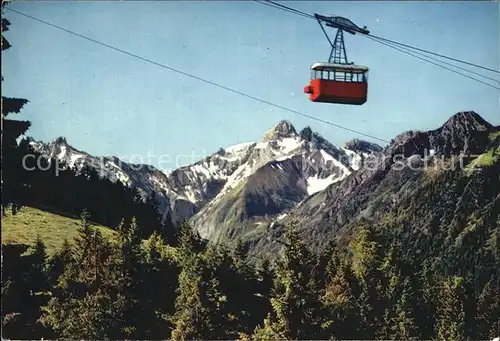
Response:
[[323, 71, 328, 79]]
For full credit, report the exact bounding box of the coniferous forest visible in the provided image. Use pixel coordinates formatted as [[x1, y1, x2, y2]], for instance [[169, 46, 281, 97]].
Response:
[[2, 7, 499, 341], [2, 212, 499, 340]]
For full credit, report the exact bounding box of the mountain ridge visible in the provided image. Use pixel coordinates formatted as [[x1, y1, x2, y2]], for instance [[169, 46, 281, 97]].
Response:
[[24, 111, 498, 257], [26, 120, 379, 231], [249, 110, 500, 256]]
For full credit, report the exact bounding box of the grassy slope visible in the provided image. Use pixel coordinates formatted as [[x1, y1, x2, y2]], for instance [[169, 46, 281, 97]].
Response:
[[2, 206, 116, 255], [2, 206, 179, 260]]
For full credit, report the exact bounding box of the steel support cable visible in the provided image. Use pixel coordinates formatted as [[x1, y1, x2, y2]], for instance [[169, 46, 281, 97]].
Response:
[[4, 7, 390, 144], [362, 35, 500, 91], [368, 34, 499, 83], [256, 0, 315, 19], [256, 0, 500, 76], [366, 33, 500, 75]]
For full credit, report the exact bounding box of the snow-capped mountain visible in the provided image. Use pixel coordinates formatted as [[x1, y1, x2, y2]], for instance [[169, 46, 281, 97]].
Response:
[[188, 120, 377, 241], [26, 120, 381, 239], [246, 111, 500, 257]]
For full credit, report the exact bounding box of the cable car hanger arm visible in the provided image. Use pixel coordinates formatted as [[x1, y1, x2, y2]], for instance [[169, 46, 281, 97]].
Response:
[[316, 16, 334, 47], [314, 13, 370, 35]]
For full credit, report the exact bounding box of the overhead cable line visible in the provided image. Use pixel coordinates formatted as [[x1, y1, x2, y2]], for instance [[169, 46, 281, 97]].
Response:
[[258, 0, 314, 19], [256, 0, 500, 82], [365, 33, 500, 75], [362, 35, 500, 90], [254, 0, 313, 20], [4, 7, 390, 144]]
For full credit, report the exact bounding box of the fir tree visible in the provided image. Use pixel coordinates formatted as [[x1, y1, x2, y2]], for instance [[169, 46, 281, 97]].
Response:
[[142, 231, 179, 338], [1, 7, 32, 215], [321, 258, 359, 340], [47, 239, 74, 287], [40, 213, 125, 339], [115, 217, 145, 338], [253, 222, 322, 339], [435, 276, 467, 341], [170, 221, 213, 340], [349, 221, 385, 338]]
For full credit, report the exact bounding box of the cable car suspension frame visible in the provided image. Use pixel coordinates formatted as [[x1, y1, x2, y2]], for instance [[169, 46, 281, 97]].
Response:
[[304, 14, 370, 105], [314, 13, 369, 65]]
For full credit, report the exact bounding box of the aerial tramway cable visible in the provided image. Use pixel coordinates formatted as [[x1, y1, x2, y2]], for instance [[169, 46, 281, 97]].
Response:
[[3, 7, 390, 144], [256, 0, 500, 89], [4, 4, 498, 260], [365, 33, 500, 75], [361, 35, 500, 90]]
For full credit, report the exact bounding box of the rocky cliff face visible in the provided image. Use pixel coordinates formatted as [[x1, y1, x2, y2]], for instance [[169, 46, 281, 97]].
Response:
[[27, 120, 376, 237], [27, 111, 498, 258], [243, 111, 500, 257]]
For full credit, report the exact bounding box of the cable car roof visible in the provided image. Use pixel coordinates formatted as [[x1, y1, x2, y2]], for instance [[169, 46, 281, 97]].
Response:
[[311, 62, 369, 72]]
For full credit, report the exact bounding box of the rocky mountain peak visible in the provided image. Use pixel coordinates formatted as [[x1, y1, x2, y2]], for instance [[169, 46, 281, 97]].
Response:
[[441, 111, 492, 132], [261, 120, 297, 141], [299, 126, 313, 142], [387, 111, 495, 158], [50, 136, 68, 146], [344, 138, 383, 154]]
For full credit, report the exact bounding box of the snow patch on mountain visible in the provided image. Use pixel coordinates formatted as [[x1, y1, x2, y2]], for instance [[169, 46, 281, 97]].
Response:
[[278, 136, 304, 154], [24, 120, 382, 231], [306, 173, 344, 195], [225, 142, 255, 154]]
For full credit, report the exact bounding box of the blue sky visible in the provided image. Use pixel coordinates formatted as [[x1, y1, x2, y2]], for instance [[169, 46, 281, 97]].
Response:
[[3, 1, 499, 171]]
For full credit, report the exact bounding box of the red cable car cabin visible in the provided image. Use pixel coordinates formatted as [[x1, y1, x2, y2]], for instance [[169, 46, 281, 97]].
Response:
[[304, 62, 368, 105]]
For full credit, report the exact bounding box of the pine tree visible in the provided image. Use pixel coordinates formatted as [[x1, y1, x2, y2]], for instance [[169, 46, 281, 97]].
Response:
[[142, 231, 179, 338], [115, 217, 145, 338], [257, 258, 274, 301], [475, 278, 500, 339], [40, 213, 125, 339], [435, 276, 467, 341], [415, 259, 439, 339], [1, 7, 32, 215], [1, 244, 48, 339], [349, 221, 385, 338], [170, 221, 213, 340], [389, 278, 419, 340], [253, 222, 322, 339], [377, 241, 415, 339], [47, 239, 74, 287], [321, 258, 359, 340], [73, 210, 95, 264], [233, 239, 251, 275], [26, 235, 50, 293]]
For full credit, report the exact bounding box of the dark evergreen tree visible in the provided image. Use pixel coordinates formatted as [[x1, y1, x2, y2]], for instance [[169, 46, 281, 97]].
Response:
[[40, 213, 125, 339], [252, 223, 322, 340], [1, 8, 32, 216], [142, 231, 179, 338], [47, 239, 74, 287], [349, 220, 385, 338], [170, 221, 212, 340], [115, 217, 146, 338], [435, 276, 467, 341]]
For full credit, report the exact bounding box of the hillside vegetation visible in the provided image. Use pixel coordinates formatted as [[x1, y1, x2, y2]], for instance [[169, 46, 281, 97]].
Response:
[[2, 206, 115, 254]]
